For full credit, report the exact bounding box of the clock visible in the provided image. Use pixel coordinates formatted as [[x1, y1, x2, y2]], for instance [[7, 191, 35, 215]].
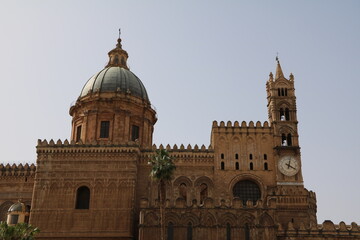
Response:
[[278, 156, 300, 176]]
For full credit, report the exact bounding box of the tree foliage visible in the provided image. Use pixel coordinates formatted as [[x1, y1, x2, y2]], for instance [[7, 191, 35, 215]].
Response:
[[148, 149, 176, 240], [149, 149, 176, 182], [0, 222, 40, 240]]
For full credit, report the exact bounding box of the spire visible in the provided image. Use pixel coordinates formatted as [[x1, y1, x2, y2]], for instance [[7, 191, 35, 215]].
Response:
[[275, 56, 284, 80], [105, 30, 129, 69]]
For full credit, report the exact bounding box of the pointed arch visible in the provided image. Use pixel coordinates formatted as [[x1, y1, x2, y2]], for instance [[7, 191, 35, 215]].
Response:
[[219, 212, 237, 226], [165, 212, 180, 225], [180, 213, 199, 226], [259, 213, 275, 227], [238, 212, 255, 226], [201, 212, 217, 227]]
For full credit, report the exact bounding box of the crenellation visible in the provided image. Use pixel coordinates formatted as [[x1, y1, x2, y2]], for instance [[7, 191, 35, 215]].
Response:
[[0, 163, 36, 177], [211, 120, 272, 132], [279, 220, 360, 238], [226, 121, 232, 127]]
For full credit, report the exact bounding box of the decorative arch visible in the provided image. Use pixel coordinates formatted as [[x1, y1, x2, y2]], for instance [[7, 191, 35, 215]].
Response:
[[194, 176, 213, 188], [165, 212, 180, 225], [238, 212, 255, 226], [173, 176, 193, 187], [201, 212, 217, 227], [219, 212, 237, 226], [259, 213, 275, 226], [278, 126, 296, 135], [180, 213, 199, 226], [0, 201, 14, 222]]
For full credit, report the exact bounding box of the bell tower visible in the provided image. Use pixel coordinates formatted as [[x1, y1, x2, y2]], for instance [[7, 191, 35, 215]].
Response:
[[266, 58, 303, 184]]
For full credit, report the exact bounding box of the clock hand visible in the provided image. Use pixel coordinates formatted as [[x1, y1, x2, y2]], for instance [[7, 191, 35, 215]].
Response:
[[286, 162, 296, 170]]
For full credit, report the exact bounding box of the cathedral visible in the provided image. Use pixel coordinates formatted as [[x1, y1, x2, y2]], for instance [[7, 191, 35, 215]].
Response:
[[0, 36, 359, 240]]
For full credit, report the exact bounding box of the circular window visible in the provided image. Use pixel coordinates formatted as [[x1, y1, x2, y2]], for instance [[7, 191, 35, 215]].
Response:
[[233, 180, 261, 205]]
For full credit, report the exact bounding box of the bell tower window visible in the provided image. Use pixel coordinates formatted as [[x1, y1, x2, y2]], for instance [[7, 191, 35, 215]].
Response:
[[280, 108, 285, 121], [287, 134, 292, 146], [285, 108, 290, 120], [131, 125, 140, 141], [100, 121, 110, 138], [282, 134, 287, 146]]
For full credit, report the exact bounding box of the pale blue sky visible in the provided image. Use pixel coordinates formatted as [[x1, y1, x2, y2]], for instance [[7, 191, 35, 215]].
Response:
[[0, 0, 359, 224]]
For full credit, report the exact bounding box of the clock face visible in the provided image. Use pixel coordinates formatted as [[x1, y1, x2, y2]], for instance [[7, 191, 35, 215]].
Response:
[[278, 156, 300, 177]]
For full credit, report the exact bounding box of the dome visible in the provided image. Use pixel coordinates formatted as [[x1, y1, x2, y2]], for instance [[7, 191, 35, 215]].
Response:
[[8, 201, 30, 213], [80, 67, 149, 101]]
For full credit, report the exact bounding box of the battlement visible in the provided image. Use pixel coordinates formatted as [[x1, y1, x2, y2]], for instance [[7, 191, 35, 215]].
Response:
[[139, 144, 214, 165], [36, 139, 143, 154], [152, 144, 213, 152], [212, 120, 271, 131], [0, 163, 36, 177], [280, 220, 360, 236]]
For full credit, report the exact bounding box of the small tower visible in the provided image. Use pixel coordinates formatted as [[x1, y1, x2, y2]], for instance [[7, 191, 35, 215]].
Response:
[[266, 58, 303, 183], [7, 200, 30, 225]]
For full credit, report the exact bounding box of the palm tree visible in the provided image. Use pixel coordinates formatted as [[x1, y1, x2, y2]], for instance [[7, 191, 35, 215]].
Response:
[[148, 149, 176, 240], [0, 221, 40, 240]]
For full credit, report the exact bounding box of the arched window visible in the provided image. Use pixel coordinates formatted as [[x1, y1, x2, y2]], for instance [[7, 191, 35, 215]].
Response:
[[221, 153, 224, 159], [249, 154, 253, 160], [235, 153, 238, 160], [281, 134, 287, 146], [249, 162, 253, 170], [179, 183, 187, 201], [280, 108, 284, 121], [278, 89, 281, 96], [167, 222, 174, 240], [233, 180, 261, 205], [200, 183, 208, 204], [221, 161, 225, 170], [75, 186, 90, 209], [281, 88, 285, 96], [285, 88, 288, 96], [121, 57, 126, 65], [285, 108, 290, 120], [264, 163, 268, 170], [287, 134, 292, 146], [187, 222, 193, 240], [114, 56, 119, 64], [235, 162, 239, 170], [226, 223, 231, 240], [264, 154, 267, 160]]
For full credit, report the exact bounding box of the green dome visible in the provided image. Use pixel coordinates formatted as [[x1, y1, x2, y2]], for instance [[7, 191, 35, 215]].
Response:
[[8, 202, 30, 213], [80, 67, 149, 101]]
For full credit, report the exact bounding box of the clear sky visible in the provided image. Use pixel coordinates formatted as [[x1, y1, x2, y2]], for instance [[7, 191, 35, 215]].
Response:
[[0, 0, 359, 224]]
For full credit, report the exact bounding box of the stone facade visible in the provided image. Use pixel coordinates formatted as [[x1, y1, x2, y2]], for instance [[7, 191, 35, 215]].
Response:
[[0, 37, 359, 240]]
